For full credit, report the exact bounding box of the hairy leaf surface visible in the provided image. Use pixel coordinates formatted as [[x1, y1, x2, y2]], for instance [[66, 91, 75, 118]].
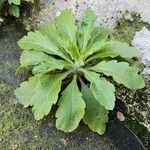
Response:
[[84, 39, 106, 59], [89, 41, 139, 61], [20, 50, 53, 67], [32, 60, 67, 74], [81, 83, 109, 135], [15, 73, 68, 120], [18, 31, 67, 59], [89, 27, 114, 44], [78, 9, 97, 52], [55, 9, 77, 44], [90, 60, 145, 89], [56, 76, 85, 132], [83, 70, 116, 110], [55, 9, 80, 60], [83, 28, 114, 58], [40, 23, 79, 60], [20, 50, 68, 74]]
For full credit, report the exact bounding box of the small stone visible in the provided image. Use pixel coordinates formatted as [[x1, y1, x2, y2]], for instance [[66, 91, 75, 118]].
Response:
[[59, 138, 67, 146], [0, 138, 3, 142], [11, 144, 18, 150], [117, 111, 125, 121], [11, 98, 18, 105], [124, 13, 134, 21]]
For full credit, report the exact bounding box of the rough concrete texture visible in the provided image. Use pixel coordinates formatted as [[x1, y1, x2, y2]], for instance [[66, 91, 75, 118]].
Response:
[[132, 27, 150, 74], [23, 0, 150, 30]]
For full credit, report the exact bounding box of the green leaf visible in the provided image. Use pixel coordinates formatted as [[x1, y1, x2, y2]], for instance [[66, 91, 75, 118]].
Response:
[[0, 0, 6, 7], [83, 28, 115, 59], [83, 39, 106, 59], [81, 83, 109, 135], [89, 27, 115, 45], [8, 0, 21, 5], [119, 57, 144, 72], [19, 50, 68, 74], [88, 41, 140, 61], [9, 5, 20, 18], [83, 70, 116, 110], [18, 31, 67, 60], [20, 50, 53, 67], [90, 60, 145, 89], [55, 9, 77, 45], [40, 23, 75, 60], [32, 60, 68, 74], [78, 9, 97, 53], [15, 72, 68, 120], [54, 9, 80, 60], [130, 60, 144, 72], [56, 76, 85, 132]]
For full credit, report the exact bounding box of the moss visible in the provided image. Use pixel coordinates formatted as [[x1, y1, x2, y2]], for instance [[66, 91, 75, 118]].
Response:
[[0, 84, 115, 150], [0, 85, 56, 149], [0, 83, 10, 94], [115, 13, 150, 149], [115, 12, 150, 44]]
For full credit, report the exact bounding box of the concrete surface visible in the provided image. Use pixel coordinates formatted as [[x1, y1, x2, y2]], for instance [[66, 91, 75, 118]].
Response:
[[23, 0, 150, 30]]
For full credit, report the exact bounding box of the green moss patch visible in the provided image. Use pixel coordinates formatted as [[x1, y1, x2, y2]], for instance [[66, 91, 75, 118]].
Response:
[[115, 13, 150, 149], [115, 12, 150, 44]]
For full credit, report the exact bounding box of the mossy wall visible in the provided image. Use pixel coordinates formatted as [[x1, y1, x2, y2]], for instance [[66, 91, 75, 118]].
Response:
[[115, 12, 150, 149]]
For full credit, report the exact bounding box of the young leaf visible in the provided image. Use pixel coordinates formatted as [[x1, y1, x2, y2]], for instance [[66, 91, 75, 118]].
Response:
[[40, 23, 79, 60], [9, 5, 20, 18], [18, 31, 67, 60], [55, 9, 77, 45], [55, 9, 80, 60], [83, 28, 115, 58], [88, 41, 140, 61], [81, 83, 109, 135], [88, 27, 115, 44], [8, 0, 21, 5], [56, 76, 85, 132], [83, 39, 106, 59], [39, 23, 68, 51], [83, 70, 116, 110], [78, 9, 97, 53], [89, 60, 145, 89], [15, 73, 68, 120]]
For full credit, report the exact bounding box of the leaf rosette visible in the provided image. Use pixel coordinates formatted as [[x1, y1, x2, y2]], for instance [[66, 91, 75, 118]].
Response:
[[15, 9, 145, 134]]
